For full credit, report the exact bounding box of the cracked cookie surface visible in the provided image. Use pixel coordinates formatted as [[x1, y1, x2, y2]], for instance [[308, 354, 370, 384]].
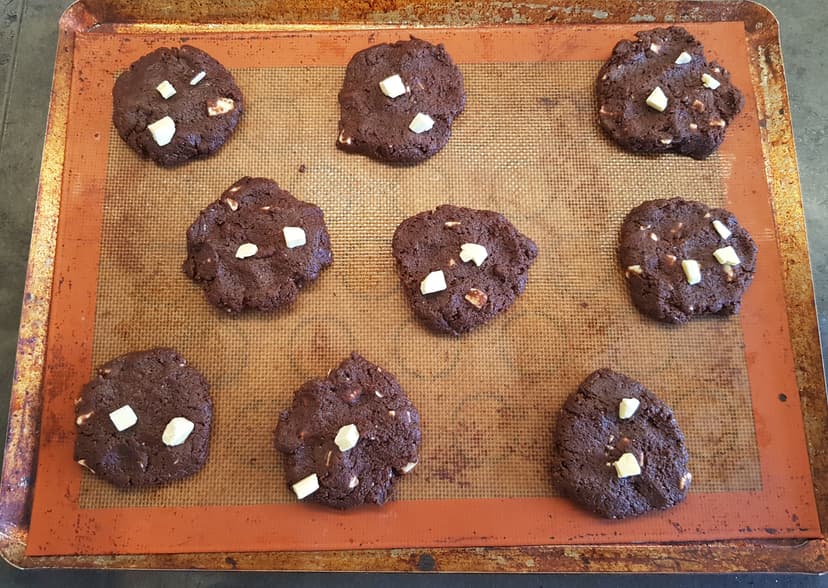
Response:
[[74, 348, 212, 488], [392, 204, 538, 336], [274, 353, 421, 509], [618, 197, 757, 324], [113, 45, 244, 166], [336, 37, 465, 163], [551, 368, 691, 519], [183, 177, 332, 313], [596, 26, 743, 159]]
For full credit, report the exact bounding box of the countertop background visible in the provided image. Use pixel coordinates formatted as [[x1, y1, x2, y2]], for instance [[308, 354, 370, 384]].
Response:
[[1, 0, 826, 585]]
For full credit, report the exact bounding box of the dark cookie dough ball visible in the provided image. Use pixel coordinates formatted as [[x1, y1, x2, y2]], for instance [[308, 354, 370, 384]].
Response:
[[113, 45, 244, 166], [337, 37, 466, 163], [596, 26, 744, 159], [551, 369, 691, 519], [274, 353, 421, 509], [618, 197, 758, 324], [183, 177, 332, 313], [392, 205, 538, 336], [74, 348, 212, 488]]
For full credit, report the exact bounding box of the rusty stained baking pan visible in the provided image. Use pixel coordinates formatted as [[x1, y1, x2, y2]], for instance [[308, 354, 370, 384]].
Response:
[[1, 0, 826, 572]]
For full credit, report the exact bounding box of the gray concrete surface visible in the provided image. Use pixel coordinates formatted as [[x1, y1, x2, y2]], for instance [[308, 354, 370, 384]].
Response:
[[0, 0, 826, 585]]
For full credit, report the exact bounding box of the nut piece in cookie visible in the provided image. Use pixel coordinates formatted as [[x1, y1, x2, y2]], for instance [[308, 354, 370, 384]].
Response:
[[274, 353, 422, 509], [618, 197, 757, 324], [183, 177, 332, 313], [596, 26, 744, 159], [337, 37, 466, 163], [112, 45, 244, 166], [551, 369, 691, 519], [392, 205, 538, 335], [74, 348, 212, 488]]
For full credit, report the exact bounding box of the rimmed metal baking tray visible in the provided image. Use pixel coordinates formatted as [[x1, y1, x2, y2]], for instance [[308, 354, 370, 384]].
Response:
[[1, 0, 825, 572]]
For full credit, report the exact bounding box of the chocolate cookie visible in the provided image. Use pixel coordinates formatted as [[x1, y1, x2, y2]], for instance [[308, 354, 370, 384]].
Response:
[[74, 348, 212, 488], [618, 197, 758, 324], [183, 177, 332, 313], [597, 26, 744, 159], [336, 37, 466, 163], [551, 369, 691, 519], [113, 45, 243, 166], [274, 353, 421, 509], [392, 205, 538, 335]]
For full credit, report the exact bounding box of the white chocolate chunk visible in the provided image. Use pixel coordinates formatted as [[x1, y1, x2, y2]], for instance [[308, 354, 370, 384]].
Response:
[[679, 471, 693, 490], [348, 475, 359, 489], [401, 461, 418, 473], [76, 411, 94, 426], [646, 86, 668, 112], [626, 264, 643, 276], [723, 264, 735, 279], [283, 226, 307, 249], [681, 259, 702, 285], [190, 71, 206, 85], [334, 424, 360, 452], [649, 43, 661, 54], [109, 405, 138, 432], [459, 243, 488, 266], [713, 246, 741, 266], [379, 74, 407, 98], [235, 243, 258, 259], [675, 51, 692, 65], [409, 112, 435, 134], [77, 459, 95, 473], [712, 219, 732, 240], [464, 288, 488, 309], [162, 417, 195, 446], [224, 197, 239, 211], [444, 221, 461, 228], [292, 473, 320, 499], [702, 73, 721, 90], [420, 270, 447, 295], [147, 116, 176, 146], [613, 452, 642, 478], [207, 97, 235, 116], [156, 80, 177, 99], [618, 397, 641, 419]]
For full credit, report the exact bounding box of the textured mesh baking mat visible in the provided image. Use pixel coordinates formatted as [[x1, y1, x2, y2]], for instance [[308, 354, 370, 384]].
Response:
[[80, 61, 760, 509]]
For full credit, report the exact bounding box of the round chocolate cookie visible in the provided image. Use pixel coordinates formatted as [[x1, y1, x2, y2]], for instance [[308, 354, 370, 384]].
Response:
[[183, 177, 332, 313], [74, 348, 212, 488], [392, 205, 538, 335], [336, 37, 466, 163], [274, 353, 421, 509], [596, 26, 744, 159], [551, 369, 691, 519], [113, 45, 243, 166], [618, 197, 758, 324]]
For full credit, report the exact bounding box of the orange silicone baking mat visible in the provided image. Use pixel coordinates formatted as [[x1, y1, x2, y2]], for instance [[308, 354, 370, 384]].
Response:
[[25, 23, 820, 556]]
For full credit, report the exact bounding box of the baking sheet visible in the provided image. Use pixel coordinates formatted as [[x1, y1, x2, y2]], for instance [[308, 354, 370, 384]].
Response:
[[24, 23, 820, 556]]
